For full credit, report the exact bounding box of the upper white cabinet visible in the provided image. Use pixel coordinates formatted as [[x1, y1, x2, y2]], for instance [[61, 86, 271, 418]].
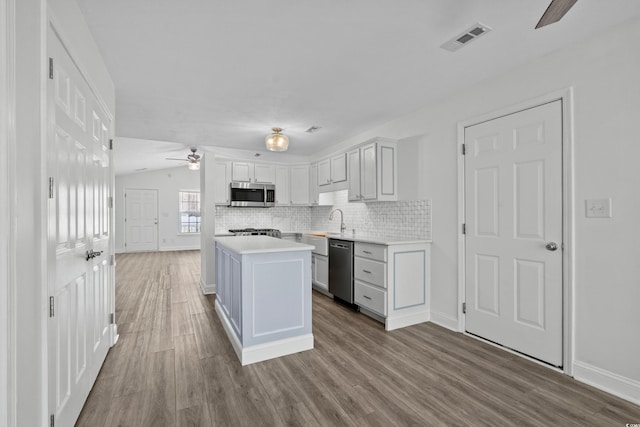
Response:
[[330, 153, 347, 183], [290, 165, 310, 205], [214, 160, 231, 205], [309, 163, 319, 205], [318, 153, 347, 186], [231, 161, 275, 184], [318, 159, 331, 186], [254, 163, 275, 184], [275, 166, 290, 206], [360, 138, 397, 202], [347, 148, 361, 201]]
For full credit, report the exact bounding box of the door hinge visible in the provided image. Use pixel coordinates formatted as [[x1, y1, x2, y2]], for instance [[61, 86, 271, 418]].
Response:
[[109, 139, 113, 150], [49, 58, 53, 79], [48, 177, 54, 199], [50, 413, 55, 427], [462, 223, 466, 235], [462, 302, 467, 314], [108, 196, 113, 209], [109, 313, 115, 324], [462, 143, 466, 155], [49, 296, 55, 317]]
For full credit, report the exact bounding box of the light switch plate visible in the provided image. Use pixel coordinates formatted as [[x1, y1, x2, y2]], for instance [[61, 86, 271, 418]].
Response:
[[585, 198, 612, 218]]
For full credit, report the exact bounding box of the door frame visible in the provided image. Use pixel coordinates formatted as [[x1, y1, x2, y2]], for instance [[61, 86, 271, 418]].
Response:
[[1, 0, 16, 424], [456, 88, 575, 375]]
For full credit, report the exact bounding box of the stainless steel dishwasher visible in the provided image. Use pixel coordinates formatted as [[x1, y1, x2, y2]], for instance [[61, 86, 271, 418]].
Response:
[[328, 239, 354, 304]]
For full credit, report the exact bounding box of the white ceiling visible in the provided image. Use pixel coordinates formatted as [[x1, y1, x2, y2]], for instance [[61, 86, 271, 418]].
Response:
[[75, 0, 640, 175]]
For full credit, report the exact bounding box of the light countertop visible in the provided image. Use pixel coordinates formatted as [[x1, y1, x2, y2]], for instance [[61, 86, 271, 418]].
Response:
[[215, 235, 314, 255], [300, 231, 431, 246]]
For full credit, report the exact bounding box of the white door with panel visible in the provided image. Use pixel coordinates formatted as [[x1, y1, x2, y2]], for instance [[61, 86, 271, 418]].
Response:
[[464, 100, 563, 366], [48, 27, 113, 427], [124, 188, 158, 252]]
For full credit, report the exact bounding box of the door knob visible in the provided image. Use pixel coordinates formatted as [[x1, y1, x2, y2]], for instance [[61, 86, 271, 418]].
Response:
[[545, 242, 559, 251]]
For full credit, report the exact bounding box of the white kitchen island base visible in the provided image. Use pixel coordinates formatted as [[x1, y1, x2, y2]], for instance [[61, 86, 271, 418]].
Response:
[[215, 300, 313, 365], [215, 236, 315, 366]]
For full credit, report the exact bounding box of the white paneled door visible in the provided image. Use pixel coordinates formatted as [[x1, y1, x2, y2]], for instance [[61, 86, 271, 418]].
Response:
[[47, 27, 113, 427], [464, 100, 563, 367], [124, 188, 158, 252]]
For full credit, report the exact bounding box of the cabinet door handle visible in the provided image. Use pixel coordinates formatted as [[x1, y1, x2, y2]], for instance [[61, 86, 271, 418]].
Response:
[[362, 269, 372, 274], [363, 295, 372, 300], [363, 250, 372, 255]]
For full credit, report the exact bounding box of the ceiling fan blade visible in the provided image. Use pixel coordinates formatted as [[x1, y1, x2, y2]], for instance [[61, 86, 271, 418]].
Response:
[[165, 158, 189, 161], [536, 0, 578, 29]]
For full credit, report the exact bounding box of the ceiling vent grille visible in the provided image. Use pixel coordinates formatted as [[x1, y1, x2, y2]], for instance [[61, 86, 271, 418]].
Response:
[[441, 23, 492, 52]]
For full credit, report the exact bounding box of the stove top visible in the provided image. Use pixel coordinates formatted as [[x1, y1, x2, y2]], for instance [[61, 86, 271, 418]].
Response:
[[228, 228, 282, 238]]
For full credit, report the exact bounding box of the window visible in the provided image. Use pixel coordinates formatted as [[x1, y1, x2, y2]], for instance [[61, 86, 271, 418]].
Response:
[[178, 191, 201, 233]]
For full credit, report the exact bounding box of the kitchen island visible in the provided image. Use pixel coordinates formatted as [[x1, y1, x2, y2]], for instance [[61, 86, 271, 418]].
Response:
[[214, 236, 314, 365]]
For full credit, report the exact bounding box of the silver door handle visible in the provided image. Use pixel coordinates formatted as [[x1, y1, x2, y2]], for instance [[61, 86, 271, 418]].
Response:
[[545, 242, 558, 251]]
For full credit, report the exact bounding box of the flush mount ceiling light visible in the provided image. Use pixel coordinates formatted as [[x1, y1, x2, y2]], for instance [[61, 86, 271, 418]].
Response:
[[265, 127, 289, 151]]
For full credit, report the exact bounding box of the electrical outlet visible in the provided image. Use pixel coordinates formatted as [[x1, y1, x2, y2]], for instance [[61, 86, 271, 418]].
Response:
[[585, 199, 612, 218]]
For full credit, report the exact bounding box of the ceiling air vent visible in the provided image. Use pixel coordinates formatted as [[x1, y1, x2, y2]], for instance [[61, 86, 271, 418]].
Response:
[[305, 125, 322, 134], [441, 23, 492, 52]]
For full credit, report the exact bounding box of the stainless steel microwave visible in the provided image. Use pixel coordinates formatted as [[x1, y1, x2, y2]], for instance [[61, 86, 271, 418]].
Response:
[[229, 182, 275, 207]]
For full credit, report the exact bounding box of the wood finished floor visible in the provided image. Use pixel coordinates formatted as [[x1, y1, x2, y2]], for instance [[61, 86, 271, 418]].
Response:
[[76, 250, 640, 427]]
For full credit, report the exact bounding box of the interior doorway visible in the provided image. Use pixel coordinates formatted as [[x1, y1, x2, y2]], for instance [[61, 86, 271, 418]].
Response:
[[462, 100, 564, 367]]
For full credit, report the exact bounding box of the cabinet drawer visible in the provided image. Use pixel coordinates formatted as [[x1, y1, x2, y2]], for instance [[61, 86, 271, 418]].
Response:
[[355, 281, 387, 316], [354, 257, 386, 288], [354, 242, 387, 261]]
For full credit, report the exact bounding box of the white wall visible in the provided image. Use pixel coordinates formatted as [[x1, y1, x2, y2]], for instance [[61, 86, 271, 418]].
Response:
[[115, 164, 201, 253], [313, 18, 640, 402]]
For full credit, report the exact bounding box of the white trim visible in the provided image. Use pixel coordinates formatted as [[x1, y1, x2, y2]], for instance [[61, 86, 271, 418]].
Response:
[[429, 310, 458, 332], [385, 310, 430, 331], [215, 300, 313, 366], [573, 360, 640, 406], [159, 245, 200, 252], [456, 88, 575, 374], [0, 0, 16, 424], [199, 279, 216, 295]]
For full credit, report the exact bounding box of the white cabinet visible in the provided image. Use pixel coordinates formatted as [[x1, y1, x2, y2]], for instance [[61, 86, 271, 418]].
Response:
[[330, 153, 347, 183], [312, 254, 329, 293], [231, 162, 275, 184], [347, 148, 361, 201], [290, 165, 310, 205], [214, 160, 231, 205], [231, 161, 252, 182], [318, 153, 347, 186], [318, 159, 331, 186], [359, 139, 397, 202], [354, 241, 430, 331], [309, 163, 319, 205], [254, 163, 275, 184], [275, 166, 290, 206]]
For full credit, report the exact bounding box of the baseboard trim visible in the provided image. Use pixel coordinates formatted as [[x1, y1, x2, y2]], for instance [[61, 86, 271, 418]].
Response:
[[200, 279, 216, 295], [385, 310, 429, 331], [159, 245, 200, 252], [215, 300, 313, 366], [573, 360, 640, 405], [429, 310, 459, 332]]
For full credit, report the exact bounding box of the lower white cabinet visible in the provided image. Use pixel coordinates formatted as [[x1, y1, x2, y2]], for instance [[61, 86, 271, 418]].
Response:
[[353, 241, 430, 331], [312, 253, 329, 293]]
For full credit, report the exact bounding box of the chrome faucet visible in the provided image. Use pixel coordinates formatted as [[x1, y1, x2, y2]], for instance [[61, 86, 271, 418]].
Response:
[[329, 209, 346, 233]]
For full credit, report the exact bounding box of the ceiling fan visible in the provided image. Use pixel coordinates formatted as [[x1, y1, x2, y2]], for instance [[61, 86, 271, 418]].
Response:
[[536, 0, 578, 29], [166, 147, 201, 170]]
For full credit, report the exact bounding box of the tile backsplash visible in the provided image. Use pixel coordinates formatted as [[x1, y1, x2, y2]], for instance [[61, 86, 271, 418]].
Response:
[[310, 190, 431, 240], [215, 190, 431, 240]]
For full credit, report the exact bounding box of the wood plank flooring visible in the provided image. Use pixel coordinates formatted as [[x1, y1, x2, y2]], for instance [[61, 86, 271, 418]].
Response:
[[76, 250, 640, 426]]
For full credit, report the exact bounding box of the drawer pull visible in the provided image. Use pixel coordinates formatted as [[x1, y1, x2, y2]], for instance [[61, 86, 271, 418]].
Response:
[[363, 250, 372, 254], [362, 269, 372, 274], [363, 295, 372, 300]]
